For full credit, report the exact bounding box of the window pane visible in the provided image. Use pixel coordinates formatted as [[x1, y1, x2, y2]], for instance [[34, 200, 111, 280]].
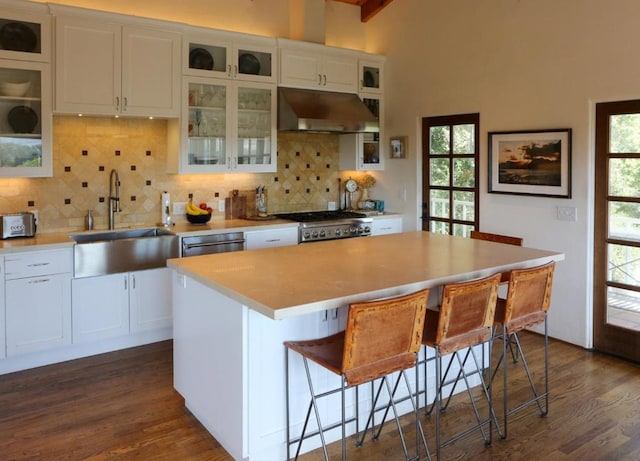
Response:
[[430, 158, 449, 186], [453, 158, 475, 187], [453, 124, 474, 154], [453, 191, 475, 221], [610, 114, 640, 153], [430, 221, 450, 234], [608, 243, 640, 287], [430, 190, 449, 218], [430, 126, 450, 155], [609, 201, 640, 240], [609, 158, 640, 197], [453, 223, 474, 238], [607, 286, 640, 330]]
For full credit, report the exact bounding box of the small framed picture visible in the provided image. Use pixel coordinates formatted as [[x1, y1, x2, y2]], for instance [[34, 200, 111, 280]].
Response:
[[390, 136, 407, 159]]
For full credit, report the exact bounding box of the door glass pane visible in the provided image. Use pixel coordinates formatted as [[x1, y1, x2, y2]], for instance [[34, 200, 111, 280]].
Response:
[[430, 221, 449, 234], [453, 223, 474, 238], [430, 158, 449, 186], [238, 49, 272, 77], [187, 82, 226, 166], [453, 124, 474, 154], [610, 114, 640, 153], [607, 286, 640, 329], [237, 86, 272, 165], [453, 191, 475, 222], [430, 126, 450, 155], [430, 190, 449, 218], [608, 158, 640, 197], [608, 243, 640, 287], [453, 158, 475, 187], [609, 201, 640, 240]]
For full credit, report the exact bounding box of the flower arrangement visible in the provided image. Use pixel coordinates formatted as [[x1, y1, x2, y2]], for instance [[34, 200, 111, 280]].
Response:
[[357, 174, 376, 189]]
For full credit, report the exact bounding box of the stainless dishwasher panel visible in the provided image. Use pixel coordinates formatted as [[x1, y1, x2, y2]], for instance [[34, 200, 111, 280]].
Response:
[[181, 232, 245, 257]]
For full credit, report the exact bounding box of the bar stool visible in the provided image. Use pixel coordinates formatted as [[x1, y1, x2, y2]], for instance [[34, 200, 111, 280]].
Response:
[[284, 289, 430, 461], [491, 261, 555, 439], [420, 272, 501, 460]]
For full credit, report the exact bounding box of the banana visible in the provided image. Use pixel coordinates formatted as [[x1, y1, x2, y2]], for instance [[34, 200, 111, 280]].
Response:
[[186, 201, 209, 215]]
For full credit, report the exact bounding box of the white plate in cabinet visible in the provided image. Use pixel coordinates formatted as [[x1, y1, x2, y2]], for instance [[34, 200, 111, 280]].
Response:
[[55, 16, 181, 117]]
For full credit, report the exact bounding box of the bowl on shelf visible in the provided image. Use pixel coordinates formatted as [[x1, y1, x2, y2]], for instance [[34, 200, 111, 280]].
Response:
[[186, 213, 212, 224], [0, 80, 31, 97]]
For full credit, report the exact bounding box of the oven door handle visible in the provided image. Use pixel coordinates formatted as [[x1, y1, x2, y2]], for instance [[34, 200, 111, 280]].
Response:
[[183, 239, 245, 249]]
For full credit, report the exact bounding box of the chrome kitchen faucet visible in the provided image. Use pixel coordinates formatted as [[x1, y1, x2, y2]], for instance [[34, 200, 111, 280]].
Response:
[[108, 169, 121, 230]]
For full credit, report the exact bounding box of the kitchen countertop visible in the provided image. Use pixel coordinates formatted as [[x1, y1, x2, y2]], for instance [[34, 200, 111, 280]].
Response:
[[167, 230, 565, 320]]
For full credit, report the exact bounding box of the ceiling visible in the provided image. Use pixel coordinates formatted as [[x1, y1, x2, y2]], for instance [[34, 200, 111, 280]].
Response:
[[333, 0, 394, 22]]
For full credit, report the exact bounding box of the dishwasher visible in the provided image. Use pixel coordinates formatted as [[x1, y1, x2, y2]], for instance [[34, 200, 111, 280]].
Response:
[[181, 232, 245, 257]]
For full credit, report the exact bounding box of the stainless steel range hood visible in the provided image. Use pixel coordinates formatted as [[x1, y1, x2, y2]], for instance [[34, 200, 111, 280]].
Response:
[[278, 87, 379, 133]]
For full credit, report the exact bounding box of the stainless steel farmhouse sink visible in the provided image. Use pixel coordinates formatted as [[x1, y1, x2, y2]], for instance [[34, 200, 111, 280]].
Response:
[[70, 227, 179, 277]]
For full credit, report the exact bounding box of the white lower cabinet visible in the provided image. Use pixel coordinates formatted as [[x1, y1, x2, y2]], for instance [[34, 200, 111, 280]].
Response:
[[5, 249, 73, 356], [0, 257, 5, 359], [72, 267, 172, 343], [370, 216, 402, 236], [72, 273, 129, 343], [244, 227, 298, 250]]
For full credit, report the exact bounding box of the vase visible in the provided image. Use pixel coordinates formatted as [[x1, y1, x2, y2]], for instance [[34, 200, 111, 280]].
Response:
[[357, 188, 371, 209]]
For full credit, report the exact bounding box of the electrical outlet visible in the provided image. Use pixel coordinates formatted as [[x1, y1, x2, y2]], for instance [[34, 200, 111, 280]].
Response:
[[173, 202, 187, 215], [557, 206, 577, 222], [218, 199, 225, 212]]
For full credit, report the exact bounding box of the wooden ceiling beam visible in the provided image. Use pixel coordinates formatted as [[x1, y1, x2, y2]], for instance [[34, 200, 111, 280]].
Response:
[[360, 0, 394, 22]]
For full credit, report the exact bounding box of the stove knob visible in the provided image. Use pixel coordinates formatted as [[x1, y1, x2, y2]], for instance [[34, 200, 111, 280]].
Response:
[[312, 231, 319, 238], [319, 230, 326, 237], [303, 231, 311, 239], [350, 227, 357, 233], [335, 229, 342, 236], [364, 226, 371, 233], [358, 227, 364, 233]]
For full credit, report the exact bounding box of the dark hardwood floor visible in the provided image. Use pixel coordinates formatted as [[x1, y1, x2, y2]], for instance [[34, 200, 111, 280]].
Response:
[[1, 333, 639, 460]]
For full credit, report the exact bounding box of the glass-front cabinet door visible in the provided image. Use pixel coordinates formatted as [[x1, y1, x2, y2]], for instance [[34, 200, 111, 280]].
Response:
[[0, 59, 51, 177], [183, 77, 230, 173], [0, 7, 51, 62], [181, 77, 276, 173], [235, 83, 275, 172]]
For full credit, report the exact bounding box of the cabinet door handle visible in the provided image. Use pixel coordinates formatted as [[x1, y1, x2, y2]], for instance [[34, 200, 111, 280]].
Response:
[[322, 74, 327, 86], [115, 96, 120, 111], [131, 274, 136, 289], [318, 74, 322, 85], [124, 275, 128, 291], [234, 65, 238, 77], [27, 262, 50, 267], [123, 97, 128, 111], [29, 278, 50, 284], [228, 64, 232, 77]]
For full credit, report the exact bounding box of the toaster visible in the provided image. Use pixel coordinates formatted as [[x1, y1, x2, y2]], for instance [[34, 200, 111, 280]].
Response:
[[1, 212, 37, 239]]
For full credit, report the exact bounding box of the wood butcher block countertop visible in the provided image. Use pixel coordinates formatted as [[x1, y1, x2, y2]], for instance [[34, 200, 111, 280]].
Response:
[[167, 231, 564, 320]]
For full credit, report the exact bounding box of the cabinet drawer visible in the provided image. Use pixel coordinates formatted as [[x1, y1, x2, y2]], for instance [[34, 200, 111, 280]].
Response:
[[245, 227, 298, 250], [5, 248, 73, 279]]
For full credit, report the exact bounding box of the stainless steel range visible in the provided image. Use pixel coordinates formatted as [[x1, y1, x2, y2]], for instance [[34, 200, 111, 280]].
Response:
[[275, 210, 372, 243]]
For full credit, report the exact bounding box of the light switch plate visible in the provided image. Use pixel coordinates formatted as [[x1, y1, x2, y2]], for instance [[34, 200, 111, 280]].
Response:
[[557, 206, 577, 222], [173, 202, 187, 215]]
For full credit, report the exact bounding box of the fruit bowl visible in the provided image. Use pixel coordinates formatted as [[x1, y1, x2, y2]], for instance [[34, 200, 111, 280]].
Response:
[[186, 213, 212, 224]]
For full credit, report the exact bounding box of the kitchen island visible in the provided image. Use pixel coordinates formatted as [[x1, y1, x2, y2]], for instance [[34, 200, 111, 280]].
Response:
[[167, 231, 564, 461]]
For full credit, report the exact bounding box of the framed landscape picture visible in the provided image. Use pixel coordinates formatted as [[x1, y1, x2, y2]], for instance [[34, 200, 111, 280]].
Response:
[[488, 128, 572, 198]]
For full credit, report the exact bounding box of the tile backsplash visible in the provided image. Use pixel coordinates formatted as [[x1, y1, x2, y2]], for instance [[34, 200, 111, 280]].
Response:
[[0, 116, 347, 233]]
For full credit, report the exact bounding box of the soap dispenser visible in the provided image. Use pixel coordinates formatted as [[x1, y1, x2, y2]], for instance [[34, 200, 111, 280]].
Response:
[[85, 209, 94, 230]]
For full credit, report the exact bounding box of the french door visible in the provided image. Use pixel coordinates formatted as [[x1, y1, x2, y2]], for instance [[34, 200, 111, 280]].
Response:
[[421, 113, 479, 236], [594, 100, 640, 361]]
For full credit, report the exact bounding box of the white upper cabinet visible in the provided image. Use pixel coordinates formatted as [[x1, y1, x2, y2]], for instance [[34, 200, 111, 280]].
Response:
[[0, 0, 51, 63], [278, 39, 358, 93], [54, 14, 181, 117], [184, 29, 276, 84]]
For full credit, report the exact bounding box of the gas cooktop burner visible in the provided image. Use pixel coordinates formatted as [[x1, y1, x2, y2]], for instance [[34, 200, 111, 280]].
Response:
[[275, 210, 372, 243], [275, 210, 366, 223]]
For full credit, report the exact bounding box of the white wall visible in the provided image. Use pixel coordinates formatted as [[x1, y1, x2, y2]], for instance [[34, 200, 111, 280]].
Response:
[[363, 0, 640, 348]]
